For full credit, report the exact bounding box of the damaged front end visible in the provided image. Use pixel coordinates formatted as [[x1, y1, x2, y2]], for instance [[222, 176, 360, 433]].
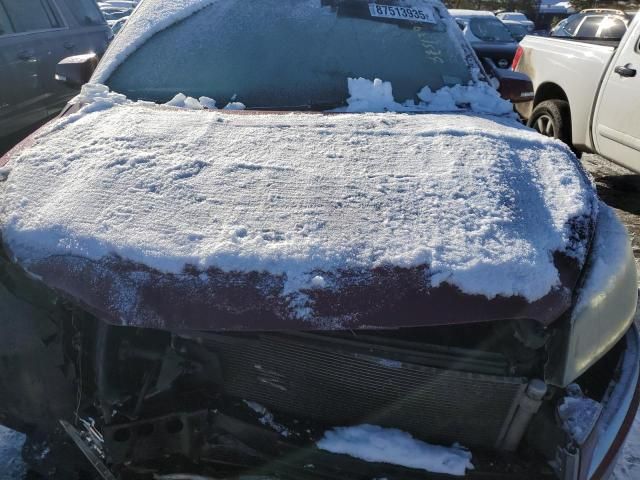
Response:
[[0, 203, 640, 480], [1, 241, 638, 480]]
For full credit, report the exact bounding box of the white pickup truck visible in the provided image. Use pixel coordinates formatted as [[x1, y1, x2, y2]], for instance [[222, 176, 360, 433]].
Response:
[[513, 13, 640, 172]]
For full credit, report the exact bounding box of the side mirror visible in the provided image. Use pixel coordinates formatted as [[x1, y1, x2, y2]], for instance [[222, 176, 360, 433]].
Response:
[[55, 53, 99, 88], [482, 58, 534, 103]]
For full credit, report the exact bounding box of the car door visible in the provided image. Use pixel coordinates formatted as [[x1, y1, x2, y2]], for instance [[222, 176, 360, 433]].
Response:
[[0, 0, 65, 137], [45, 0, 112, 114], [593, 24, 640, 171], [0, 2, 18, 128]]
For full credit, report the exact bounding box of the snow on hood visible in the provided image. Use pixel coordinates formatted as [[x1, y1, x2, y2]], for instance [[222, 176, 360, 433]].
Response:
[[0, 84, 597, 323]]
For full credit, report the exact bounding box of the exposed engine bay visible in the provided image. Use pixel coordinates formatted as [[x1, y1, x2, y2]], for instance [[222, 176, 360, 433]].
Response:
[[1, 256, 629, 480]]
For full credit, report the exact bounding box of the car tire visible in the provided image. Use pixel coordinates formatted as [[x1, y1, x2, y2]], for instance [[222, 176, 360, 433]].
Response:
[[527, 100, 580, 157]]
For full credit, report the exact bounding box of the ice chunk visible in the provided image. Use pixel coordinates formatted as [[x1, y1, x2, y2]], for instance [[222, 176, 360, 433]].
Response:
[[198, 96, 217, 109], [558, 385, 602, 444], [317, 424, 474, 476], [224, 102, 246, 110]]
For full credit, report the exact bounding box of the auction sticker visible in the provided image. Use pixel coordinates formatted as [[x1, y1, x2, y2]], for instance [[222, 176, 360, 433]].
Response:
[[368, 3, 437, 24]]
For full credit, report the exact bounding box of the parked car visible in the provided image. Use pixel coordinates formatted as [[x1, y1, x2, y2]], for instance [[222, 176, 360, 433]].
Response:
[[0, 0, 112, 146], [513, 12, 640, 172], [1, 1, 638, 479], [496, 11, 535, 31], [550, 11, 630, 39], [449, 9, 519, 68], [502, 19, 529, 41]]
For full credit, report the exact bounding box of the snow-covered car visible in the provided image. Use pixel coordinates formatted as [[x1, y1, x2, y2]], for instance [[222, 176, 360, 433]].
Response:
[[0, 1, 638, 479], [449, 9, 519, 68], [496, 11, 536, 32]]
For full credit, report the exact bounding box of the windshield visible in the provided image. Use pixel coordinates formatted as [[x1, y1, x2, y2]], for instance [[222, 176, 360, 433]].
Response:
[[505, 23, 527, 37], [105, 0, 474, 109], [469, 17, 514, 42]]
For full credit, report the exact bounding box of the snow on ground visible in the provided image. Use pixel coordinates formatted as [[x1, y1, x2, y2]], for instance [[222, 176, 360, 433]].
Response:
[[0, 426, 26, 480], [0, 84, 596, 319], [317, 424, 473, 476], [614, 414, 640, 479]]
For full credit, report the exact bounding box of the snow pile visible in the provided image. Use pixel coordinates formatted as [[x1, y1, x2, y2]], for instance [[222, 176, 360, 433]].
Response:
[[417, 82, 514, 114], [0, 89, 596, 314], [558, 384, 602, 444], [54, 83, 131, 130], [337, 78, 514, 115], [158, 77, 506, 116], [317, 424, 473, 476], [341, 78, 399, 113], [244, 400, 291, 437], [70, 86, 244, 113]]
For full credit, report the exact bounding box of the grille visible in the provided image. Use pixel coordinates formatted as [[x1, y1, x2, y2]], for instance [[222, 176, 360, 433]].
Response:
[[204, 332, 527, 448]]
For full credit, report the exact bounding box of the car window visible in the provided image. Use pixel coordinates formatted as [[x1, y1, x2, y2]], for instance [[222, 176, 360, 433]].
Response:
[[106, 0, 474, 109], [506, 23, 527, 37], [469, 17, 513, 42], [563, 14, 583, 35], [576, 16, 601, 37], [598, 17, 626, 39], [64, 0, 104, 26], [1, 0, 61, 33], [0, 2, 15, 35]]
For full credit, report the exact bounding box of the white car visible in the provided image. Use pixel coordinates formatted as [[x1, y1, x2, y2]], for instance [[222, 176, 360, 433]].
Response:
[[497, 11, 535, 32], [514, 12, 640, 172]]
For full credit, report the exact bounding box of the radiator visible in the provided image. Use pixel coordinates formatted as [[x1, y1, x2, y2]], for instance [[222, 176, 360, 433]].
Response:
[[202, 332, 528, 448]]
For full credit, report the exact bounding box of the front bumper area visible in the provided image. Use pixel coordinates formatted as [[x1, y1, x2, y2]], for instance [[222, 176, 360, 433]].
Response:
[[579, 325, 640, 480]]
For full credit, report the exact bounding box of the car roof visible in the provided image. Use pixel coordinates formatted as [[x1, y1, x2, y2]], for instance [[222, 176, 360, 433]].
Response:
[[581, 8, 626, 15], [502, 19, 527, 26], [448, 9, 495, 18]]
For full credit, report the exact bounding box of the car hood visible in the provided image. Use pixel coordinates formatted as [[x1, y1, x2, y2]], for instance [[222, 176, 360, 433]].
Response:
[[0, 102, 598, 331]]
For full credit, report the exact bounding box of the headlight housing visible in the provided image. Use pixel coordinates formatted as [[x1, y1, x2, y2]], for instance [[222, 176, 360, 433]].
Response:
[[547, 204, 637, 387]]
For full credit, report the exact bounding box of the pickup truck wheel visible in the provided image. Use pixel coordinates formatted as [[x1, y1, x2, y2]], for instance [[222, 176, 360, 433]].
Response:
[[528, 100, 576, 153]]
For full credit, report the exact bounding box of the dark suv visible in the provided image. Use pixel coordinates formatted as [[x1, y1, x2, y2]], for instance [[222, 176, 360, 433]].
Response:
[[0, 0, 111, 147]]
